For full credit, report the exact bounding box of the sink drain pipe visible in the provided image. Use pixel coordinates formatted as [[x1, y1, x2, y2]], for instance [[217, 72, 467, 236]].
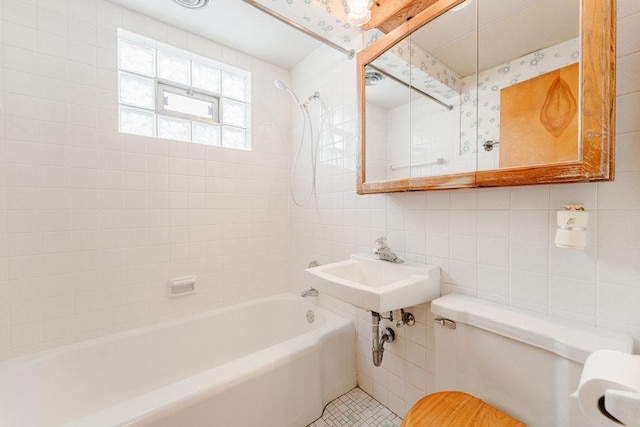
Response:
[[371, 311, 395, 367]]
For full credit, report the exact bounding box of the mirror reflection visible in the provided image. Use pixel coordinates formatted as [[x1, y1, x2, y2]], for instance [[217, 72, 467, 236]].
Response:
[[363, 0, 581, 182], [364, 58, 412, 181], [475, 0, 580, 170]]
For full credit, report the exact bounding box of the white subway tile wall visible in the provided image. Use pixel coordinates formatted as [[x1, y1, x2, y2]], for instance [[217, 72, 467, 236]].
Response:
[[0, 0, 292, 360], [290, 0, 640, 418]]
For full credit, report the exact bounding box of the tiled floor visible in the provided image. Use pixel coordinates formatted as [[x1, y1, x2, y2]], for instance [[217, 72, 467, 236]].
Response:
[[308, 387, 403, 427]]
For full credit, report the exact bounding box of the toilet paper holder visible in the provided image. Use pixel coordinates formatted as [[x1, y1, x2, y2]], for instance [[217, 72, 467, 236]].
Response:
[[602, 389, 640, 427]]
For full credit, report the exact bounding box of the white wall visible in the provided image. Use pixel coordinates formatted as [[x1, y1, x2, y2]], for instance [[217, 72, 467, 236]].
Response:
[[290, 0, 640, 417], [0, 0, 292, 360]]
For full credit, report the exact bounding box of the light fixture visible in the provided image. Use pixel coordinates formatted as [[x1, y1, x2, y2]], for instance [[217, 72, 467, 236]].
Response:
[[347, 0, 375, 27], [365, 70, 384, 86]]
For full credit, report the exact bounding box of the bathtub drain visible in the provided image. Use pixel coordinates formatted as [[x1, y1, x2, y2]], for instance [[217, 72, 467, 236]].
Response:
[[306, 310, 315, 323]]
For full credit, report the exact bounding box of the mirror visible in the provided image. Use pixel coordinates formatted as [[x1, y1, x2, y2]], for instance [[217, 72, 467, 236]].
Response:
[[357, 0, 615, 193]]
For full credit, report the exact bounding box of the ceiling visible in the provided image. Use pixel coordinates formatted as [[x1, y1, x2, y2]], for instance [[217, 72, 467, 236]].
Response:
[[109, 0, 323, 70]]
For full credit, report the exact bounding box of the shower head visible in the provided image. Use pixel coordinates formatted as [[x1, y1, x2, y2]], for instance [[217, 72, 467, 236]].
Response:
[[274, 79, 301, 106], [274, 80, 320, 107]]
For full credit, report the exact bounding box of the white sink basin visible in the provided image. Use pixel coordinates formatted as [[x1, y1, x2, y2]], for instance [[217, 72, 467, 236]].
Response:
[[305, 253, 440, 312]]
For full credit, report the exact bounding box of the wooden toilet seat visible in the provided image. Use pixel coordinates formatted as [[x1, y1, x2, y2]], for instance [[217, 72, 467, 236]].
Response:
[[401, 391, 526, 426]]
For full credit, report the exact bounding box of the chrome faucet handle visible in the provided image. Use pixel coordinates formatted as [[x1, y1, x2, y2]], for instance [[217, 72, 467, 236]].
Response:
[[375, 237, 389, 249]]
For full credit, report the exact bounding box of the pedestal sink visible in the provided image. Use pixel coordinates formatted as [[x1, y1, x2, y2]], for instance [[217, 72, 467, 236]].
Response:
[[305, 253, 440, 313]]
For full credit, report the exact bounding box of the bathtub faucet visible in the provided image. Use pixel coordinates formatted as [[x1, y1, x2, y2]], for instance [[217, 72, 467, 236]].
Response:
[[301, 288, 319, 297], [373, 237, 404, 264]]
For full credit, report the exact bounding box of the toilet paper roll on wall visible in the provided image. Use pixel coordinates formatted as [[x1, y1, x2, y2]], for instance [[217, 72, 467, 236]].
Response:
[[555, 209, 589, 249], [555, 228, 587, 249], [577, 349, 640, 427]]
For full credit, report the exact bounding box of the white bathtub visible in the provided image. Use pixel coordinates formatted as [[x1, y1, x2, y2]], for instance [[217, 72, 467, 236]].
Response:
[[0, 293, 356, 427]]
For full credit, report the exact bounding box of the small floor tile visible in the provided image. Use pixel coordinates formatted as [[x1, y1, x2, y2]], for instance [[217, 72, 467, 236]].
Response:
[[308, 387, 403, 427]]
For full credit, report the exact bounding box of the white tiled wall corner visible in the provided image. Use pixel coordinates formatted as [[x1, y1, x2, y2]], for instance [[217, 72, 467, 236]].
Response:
[[0, 0, 292, 360], [290, 1, 640, 417]]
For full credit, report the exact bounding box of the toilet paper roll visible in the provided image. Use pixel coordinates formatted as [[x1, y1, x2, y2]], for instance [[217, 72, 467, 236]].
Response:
[[555, 209, 589, 249], [554, 228, 587, 249], [577, 349, 640, 427]]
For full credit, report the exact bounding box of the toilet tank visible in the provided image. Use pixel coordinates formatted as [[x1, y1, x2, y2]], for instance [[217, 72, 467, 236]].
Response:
[[431, 294, 633, 427]]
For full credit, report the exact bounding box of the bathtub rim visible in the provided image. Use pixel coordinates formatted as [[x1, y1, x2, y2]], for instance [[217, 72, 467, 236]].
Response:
[[0, 292, 341, 376]]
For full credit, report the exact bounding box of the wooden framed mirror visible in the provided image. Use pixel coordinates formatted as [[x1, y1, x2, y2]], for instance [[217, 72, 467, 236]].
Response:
[[356, 0, 616, 194]]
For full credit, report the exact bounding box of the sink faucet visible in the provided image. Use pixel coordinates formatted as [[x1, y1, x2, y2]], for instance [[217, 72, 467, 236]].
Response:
[[373, 237, 404, 263]]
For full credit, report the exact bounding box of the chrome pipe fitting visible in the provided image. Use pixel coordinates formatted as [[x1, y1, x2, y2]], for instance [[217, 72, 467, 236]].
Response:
[[371, 311, 395, 367], [396, 309, 415, 328]]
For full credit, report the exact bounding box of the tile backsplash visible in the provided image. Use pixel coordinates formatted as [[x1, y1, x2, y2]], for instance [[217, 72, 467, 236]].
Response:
[[0, 0, 292, 359], [289, 0, 640, 417]]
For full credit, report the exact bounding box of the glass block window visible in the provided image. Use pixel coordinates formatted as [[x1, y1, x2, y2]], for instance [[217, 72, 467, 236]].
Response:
[[117, 28, 251, 150]]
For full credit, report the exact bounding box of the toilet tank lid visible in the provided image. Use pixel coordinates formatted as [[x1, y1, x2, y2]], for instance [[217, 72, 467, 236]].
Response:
[[431, 294, 633, 364]]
